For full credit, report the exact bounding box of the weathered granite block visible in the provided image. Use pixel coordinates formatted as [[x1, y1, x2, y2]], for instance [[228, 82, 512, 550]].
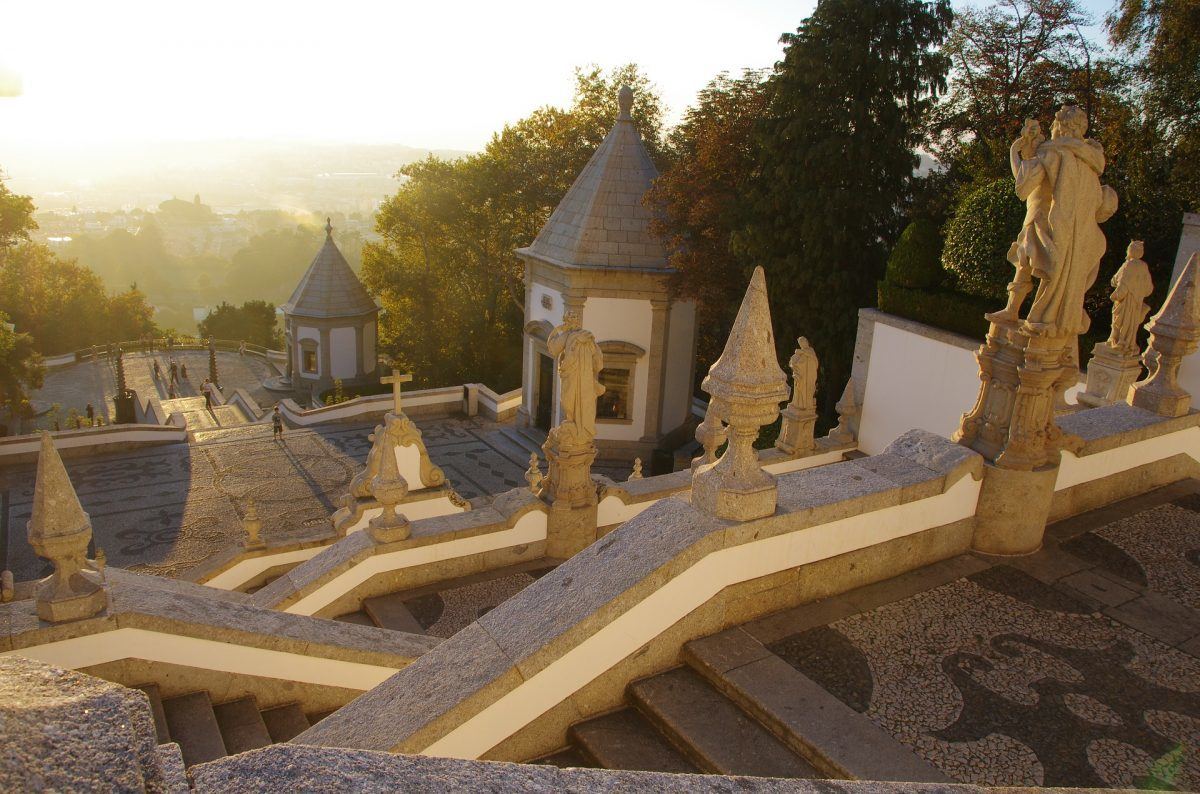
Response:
[[0, 655, 169, 792]]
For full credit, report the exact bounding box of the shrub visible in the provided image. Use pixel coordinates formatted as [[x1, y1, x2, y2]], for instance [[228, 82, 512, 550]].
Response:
[[877, 281, 991, 340], [885, 218, 945, 290], [941, 178, 1025, 300]]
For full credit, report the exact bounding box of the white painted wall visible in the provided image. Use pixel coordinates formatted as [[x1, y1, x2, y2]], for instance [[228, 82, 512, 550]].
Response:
[[1169, 215, 1200, 401], [330, 327, 358, 379], [661, 300, 696, 434], [858, 322, 981, 454], [296, 326, 321, 379], [363, 321, 377, 374], [585, 297, 652, 442]]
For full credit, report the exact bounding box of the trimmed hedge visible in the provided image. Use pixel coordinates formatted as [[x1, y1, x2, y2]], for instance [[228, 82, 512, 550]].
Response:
[[941, 178, 1025, 300], [877, 281, 991, 340], [885, 218, 945, 290]]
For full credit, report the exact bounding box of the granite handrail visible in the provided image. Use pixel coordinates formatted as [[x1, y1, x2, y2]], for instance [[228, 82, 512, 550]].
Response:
[[294, 430, 985, 761]]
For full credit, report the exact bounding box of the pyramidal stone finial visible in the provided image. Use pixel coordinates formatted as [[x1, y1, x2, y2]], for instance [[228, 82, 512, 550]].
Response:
[[1129, 251, 1200, 416], [27, 432, 107, 622], [617, 85, 633, 120], [692, 266, 789, 520]]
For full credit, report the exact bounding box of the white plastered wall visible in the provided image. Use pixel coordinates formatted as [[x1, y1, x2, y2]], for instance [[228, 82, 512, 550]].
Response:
[[584, 297, 652, 441], [858, 319, 1082, 455], [330, 327, 358, 379]]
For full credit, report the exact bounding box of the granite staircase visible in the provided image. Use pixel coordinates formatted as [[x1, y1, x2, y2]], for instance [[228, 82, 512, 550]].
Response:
[[135, 683, 332, 769], [332, 591, 427, 634], [536, 649, 823, 778]]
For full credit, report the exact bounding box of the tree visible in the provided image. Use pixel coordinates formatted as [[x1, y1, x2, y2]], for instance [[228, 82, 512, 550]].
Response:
[[940, 178, 1026, 299], [197, 300, 282, 348], [928, 0, 1099, 172], [739, 0, 953, 416], [647, 70, 768, 387], [0, 172, 36, 249], [366, 64, 666, 389], [0, 311, 44, 424]]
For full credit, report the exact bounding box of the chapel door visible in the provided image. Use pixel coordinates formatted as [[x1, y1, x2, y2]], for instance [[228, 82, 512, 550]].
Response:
[[535, 353, 554, 430]]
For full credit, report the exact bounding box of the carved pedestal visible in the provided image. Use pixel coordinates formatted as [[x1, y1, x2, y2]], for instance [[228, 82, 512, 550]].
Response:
[[692, 424, 777, 521], [543, 430, 599, 558], [1130, 338, 1199, 417], [1078, 342, 1143, 408], [775, 405, 817, 456], [955, 321, 1078, 471]]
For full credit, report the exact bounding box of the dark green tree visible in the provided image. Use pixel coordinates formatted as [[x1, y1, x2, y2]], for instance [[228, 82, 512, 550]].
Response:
[[197, 300, 282, 348], [739, 0, 953, 415]]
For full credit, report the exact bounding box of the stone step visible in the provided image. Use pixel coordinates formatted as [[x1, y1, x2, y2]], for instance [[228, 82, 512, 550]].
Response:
[[212, 696, 273, 755], [260, 702, 311, 743], [629, 666, 818, 778], [333, 610, 377, 627], [683, 628, 949, 783], [363, 593, 426, 634], [488, 427, 543, 468], [161, 691, 228, 767], [568, 708, 698, 774], [133, 682, 170, 744], [531, 746, 594, 769], [309, 708, 338, 724]]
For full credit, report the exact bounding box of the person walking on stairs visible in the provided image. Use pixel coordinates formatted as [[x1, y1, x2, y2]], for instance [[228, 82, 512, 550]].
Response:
[[272, 406, 284, 439]]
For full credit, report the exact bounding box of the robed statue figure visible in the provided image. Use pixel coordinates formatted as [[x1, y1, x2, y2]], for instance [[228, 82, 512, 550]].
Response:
[[1009, 105, 1118, 337], [546, 310, 605, 445], [1107, 240, 1154, 355]]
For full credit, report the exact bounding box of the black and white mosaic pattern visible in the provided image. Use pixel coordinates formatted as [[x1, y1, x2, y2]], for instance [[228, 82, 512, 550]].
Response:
[[771, 567, 1200, 788]]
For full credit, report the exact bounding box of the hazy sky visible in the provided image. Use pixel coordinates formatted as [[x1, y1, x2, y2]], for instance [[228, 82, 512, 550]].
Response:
[[1, 0, 1117, 153]]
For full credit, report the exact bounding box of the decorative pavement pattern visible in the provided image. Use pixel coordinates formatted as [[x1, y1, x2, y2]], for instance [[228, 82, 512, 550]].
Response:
[[0, 416, 564, 581], [403, 569, 551, 639], [766, 490, 1200, 789]]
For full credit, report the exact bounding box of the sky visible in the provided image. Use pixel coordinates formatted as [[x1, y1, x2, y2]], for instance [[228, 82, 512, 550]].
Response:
[[0, 0, 1118, 155], [0, 0, 820, 153]]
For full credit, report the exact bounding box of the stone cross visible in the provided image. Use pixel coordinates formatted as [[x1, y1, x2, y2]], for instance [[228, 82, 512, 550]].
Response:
[[382, 369, 413, 415]]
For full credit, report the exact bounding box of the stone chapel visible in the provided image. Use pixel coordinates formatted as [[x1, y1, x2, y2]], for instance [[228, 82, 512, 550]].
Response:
[[516, 86, 697, 462], [280, 219, 380, 402]]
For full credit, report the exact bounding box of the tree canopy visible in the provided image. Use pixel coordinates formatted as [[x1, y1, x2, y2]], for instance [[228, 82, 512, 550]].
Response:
[[197, 300, 281, 348]]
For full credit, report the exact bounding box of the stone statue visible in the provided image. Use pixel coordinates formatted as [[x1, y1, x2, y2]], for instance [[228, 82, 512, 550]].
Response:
[[1010, 107, 1119, 336], [1107, 241, 1154, 355], [546, 310, 604, 446], [776, 337, 819, 455]]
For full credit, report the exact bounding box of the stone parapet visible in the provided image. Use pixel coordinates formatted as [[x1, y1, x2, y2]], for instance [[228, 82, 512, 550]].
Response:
[[249, 489, 549, 618], [294, 431, 983, 761]]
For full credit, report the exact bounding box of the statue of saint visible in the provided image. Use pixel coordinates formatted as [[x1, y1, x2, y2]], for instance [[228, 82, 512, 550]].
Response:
[[546, 310, 604, 445], [787, 337, 818, 414], [1107, 240, 1154, 355], [1011, 106, 1118, 337]]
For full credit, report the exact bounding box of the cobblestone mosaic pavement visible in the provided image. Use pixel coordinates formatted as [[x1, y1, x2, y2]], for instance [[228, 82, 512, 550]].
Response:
[[403, 569, 551, 639], [0, 416, 552, 581], [766, 496, 1200, 789], [28, 351, 281, 429]]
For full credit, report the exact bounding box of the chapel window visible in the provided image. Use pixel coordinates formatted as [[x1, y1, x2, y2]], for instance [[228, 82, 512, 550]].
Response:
[[303, 349, 318, 374], [597, 367, 631, 421]]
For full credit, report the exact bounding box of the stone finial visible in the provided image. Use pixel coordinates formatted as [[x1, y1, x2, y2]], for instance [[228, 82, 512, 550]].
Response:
[[27, 432, 107, 622], [628, 458, 643, 481], [617, 85, 633, 120], [525, 453, 544, 494], [325, 217, 333, 237], [93, 547, 106, 571], [1130, 252, 1200, 416], [694, 405, 727, 468], [368, 441, 412, 543], [242, 499, 265, 550], [1, 569, 13, 602], [829, 379, 860, 443], [776, 337, 819, 455], [692, 266, 790, 520]]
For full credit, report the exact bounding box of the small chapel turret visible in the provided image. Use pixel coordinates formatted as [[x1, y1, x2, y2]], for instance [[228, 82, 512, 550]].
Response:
[[280, 219, 380, 403], [516, 86, 698, 463]]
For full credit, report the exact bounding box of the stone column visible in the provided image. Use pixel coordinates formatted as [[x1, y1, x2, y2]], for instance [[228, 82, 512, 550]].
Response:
[[692, 267, 789, 521], [641, 298, 670, 444]]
